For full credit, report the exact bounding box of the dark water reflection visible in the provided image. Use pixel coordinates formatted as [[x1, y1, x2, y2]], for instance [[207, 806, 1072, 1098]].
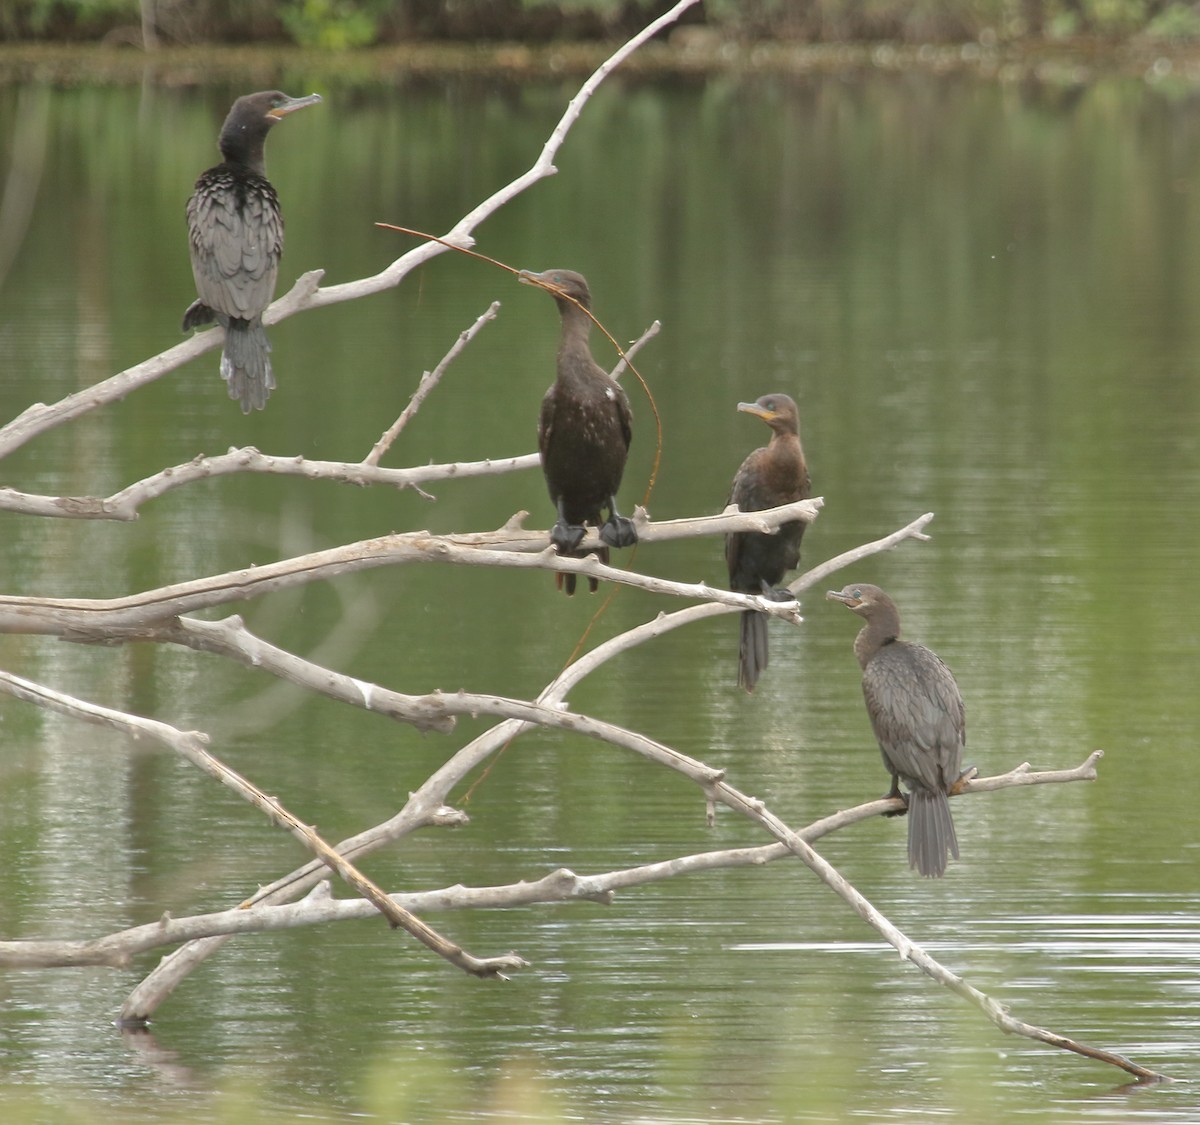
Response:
[[2, 63, 1200, 1122]]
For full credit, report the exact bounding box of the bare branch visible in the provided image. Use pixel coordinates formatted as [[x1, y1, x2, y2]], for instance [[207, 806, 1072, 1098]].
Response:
[[609, 320, 661, 381], [0, 498, 822, 636], [0, 670, 526, 979], [0, 0, 703, 463], [2, 756, 1099, 968], [364, 301, 501, 468], [0, 449, 541, 521]]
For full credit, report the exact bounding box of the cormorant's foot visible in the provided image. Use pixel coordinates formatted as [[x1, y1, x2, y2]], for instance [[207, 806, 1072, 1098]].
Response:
[[550, 521, 587, 555], [949, 766, 977, 796], [600, 514, 638, 549], [881, 786, 909, 817], [762, 585, 797, 603]]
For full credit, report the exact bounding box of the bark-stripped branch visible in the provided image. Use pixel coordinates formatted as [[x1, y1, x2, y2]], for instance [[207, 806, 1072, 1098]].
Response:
[[365, 301, 501, 468], [0, 754, 1101, 970], [0, 671, 525, 979], [0, 0, 703, 463], [0, 498, 822, 637]]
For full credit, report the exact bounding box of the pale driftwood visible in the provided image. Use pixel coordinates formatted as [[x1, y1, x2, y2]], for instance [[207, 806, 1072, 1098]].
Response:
[[0, 1, 1160, 1083], [120, 512, 940, 1026], [608, 320, 661, 382], [0, 670, 525, 979], [0, 756, 1102, 970], [365, 301, 501, 468], [0, 450, 542, 520], [0, 498, 822, 638], [0, 0, 702, 463]]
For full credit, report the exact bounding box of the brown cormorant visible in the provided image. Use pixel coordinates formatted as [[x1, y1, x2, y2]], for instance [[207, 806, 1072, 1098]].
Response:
[[182, 91, 321, 413], [725, 394, 810, 691], [520, 269, 636, 595], [826, 583, 965, 877]]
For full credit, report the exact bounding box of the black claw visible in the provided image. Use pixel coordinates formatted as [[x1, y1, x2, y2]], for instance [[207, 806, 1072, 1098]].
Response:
[[600, 513, 637, 549], [760, 584, 796, 603], [881, 779, 908, 818], [550, 520, 586, 555]]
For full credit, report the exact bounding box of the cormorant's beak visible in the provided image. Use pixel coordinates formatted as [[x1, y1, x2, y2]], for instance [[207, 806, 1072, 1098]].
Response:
[[737, 401, 778, 423], [518, 269, 572, 302], [826, 589, 860, 607], [268, 93, 323, 120]]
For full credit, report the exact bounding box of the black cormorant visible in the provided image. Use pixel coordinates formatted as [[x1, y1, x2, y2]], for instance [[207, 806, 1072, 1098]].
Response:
[[183, 90, 321, 412], [520, 268, 636, 595], [725, 394, 810, 691], [826, 583, 965, 877]]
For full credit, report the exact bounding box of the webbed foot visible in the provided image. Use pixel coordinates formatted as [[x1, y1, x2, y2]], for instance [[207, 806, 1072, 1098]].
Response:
[[550, 520, 587, 555], [761, 584, 797, 603], [600, 513, 638, 549]]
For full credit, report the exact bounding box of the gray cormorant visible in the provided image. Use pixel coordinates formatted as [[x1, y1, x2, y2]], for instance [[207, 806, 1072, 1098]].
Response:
[[725, 394, 810, 691], [826, 583, 965, 877], [183, 90, 321, 412], [520, 269, 636, 595]]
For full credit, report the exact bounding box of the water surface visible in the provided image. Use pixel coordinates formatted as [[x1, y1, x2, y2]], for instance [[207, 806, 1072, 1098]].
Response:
[[1, 63, 1199, 1123]]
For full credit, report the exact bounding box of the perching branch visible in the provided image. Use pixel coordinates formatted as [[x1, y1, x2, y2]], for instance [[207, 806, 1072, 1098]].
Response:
[[0, 498, 822, 638], [0, 755, 1101, 971], [0, 0, 703, 463]]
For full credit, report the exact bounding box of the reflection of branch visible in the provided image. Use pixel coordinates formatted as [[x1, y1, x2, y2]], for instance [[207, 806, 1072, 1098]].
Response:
[[0, 0, 704, 463], [0, 86, 49, 292], [0, 498, 822, 636], [0, 670, 526, 980]]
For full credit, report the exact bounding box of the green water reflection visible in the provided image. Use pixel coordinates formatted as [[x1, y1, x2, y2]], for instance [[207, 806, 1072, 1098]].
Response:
[[1, 63, 1199, 1122]]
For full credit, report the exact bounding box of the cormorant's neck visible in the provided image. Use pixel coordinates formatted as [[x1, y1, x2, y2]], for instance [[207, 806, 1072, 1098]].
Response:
[[556, 304, 593, 361], [853, 616, 901, 670], [219, 127, 269, 178]]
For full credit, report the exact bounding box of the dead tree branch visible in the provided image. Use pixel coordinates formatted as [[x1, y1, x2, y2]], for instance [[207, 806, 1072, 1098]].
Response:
[[0, 754, 1101, 970], [0, 670, 526, 979], [0, 0, 703, 463]]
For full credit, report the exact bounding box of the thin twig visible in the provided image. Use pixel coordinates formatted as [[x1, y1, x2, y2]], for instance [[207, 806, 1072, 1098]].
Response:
[[365, 301, 501, 467]]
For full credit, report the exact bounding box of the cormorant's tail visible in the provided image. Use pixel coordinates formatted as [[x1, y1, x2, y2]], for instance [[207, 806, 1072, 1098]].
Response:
[[556, 544, 607, 596], [220, 317, 275, 413], [906, 787, 959, 877], [737, 610, 769, 692]]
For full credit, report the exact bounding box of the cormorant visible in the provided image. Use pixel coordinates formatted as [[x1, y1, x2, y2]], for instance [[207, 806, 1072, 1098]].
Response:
[[826, 583, 965, 877], [182, 90, 322, 413], [725, 394, 810, 692], [520, 269, 636, 595]]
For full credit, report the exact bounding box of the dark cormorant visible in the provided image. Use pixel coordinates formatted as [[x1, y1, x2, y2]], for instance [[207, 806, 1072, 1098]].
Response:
[[725, 394, 811, 692], [183, 90, 322, 413], [826, 584, 965, 877], [520, 269, 636, 595]]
